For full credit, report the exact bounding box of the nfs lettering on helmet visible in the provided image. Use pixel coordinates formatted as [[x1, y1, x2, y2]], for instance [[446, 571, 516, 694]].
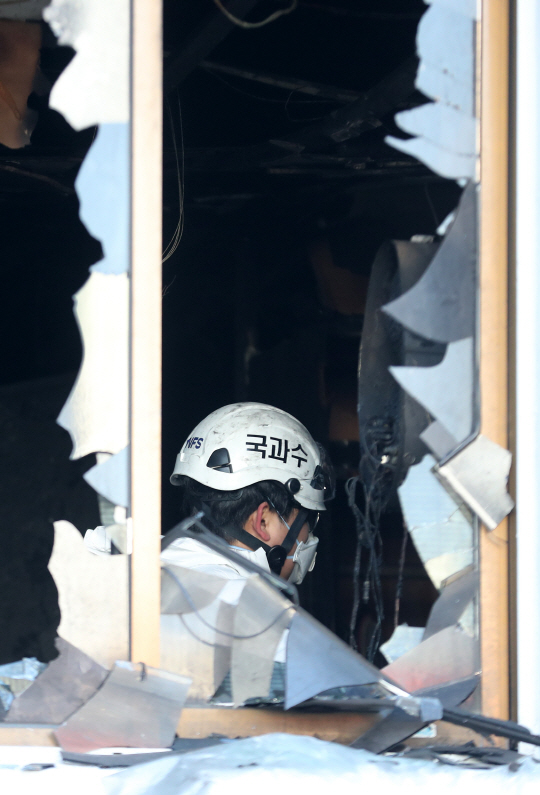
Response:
[[185, 437, 203, 450]]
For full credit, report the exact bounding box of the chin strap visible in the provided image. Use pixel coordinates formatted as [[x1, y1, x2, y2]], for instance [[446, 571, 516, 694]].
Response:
[[199, 501, 309, 575]]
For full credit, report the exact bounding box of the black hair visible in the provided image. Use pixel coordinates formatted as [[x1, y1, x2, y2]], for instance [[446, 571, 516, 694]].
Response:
[[174, 476, 300, 543]]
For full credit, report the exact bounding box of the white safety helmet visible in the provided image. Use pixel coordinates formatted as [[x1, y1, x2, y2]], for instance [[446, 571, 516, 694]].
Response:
[[170, 403, 334, 511]]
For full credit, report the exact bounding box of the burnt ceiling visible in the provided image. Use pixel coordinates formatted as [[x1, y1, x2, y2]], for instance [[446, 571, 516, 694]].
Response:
[[0, 0, 448, 215]]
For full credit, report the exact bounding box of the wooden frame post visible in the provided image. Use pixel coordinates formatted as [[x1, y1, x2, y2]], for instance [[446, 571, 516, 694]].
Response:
[[130, 0, 163, 666], [478, 0, 511, 720]]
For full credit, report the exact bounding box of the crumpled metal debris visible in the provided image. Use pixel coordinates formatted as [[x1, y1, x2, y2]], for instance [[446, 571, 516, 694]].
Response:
[[4, 637, 108, 724], [55, 661, 191, 752], [436, 434, 515, 530], [0, 656, 46, 713], [351, 675, 479, 753], [285, 608, 402, 710]]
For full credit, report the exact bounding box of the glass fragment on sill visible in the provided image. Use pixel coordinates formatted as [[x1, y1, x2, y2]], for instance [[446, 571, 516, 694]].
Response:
[[4, 637, 107, 724], [54, 662, 191, 752]]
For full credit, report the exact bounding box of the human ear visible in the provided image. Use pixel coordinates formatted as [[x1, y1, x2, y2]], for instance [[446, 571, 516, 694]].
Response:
[[252, 502, 271, 542]]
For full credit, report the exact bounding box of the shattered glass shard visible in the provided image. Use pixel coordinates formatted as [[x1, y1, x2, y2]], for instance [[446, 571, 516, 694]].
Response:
[[231, 578, 294, 706], [76, 123, 130, 276], [382, 626, 479, 693], [383, 182, 477, 343], [417, 5, 475, 87], [394, 104, 477, 156], [49, 521, 129, 669], [420, 421, 458, 461], [390, 338, 474, 443], [285, 608, 389, 709], [424, 567, 478, 639], [57, 272, 129, 460], [424, 550, 474, 591], [43, 0, 129, 129], [424, 0, 478, 19], [83, 445, 129, 507], [398, 454, 463, 529], [160, 566, 227, 615], [380, 625, 425, 665], [416, 61, 473, 116]]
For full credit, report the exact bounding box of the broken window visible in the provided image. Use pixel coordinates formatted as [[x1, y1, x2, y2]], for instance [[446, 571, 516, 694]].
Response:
[[0, 0, 517, 756]]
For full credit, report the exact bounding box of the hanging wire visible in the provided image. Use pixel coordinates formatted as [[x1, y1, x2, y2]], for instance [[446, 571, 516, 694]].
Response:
[[424, 183, 439, 229], [164, 567, 292, 642], [162, 93, 184, 265], [393, 519, 409, 631], [204, 67, 335, 110], [346, 417, 396, 661], [212, 0, 298, 29]]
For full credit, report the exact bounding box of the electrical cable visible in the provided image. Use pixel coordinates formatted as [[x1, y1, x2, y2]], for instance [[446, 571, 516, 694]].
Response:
[[162, 93, 184, 264], [347, 417, 396, 661], [204, 66, 335, 109], [212, 0, 298, 29], [163, 566, 292, 642], [393, 518, 409, 631]]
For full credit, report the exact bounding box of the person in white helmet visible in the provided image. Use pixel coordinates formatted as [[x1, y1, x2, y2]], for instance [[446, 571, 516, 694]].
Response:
[[162, 402, 334, 585]]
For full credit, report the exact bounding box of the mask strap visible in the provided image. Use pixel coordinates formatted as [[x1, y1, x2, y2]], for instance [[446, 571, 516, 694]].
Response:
[[198, 501, 309, 574], [280, 508, 309, 554], [198, 501, 287, 574]]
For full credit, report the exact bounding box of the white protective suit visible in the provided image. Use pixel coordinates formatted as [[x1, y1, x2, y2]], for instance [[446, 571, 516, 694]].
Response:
[[84, 528, 288, 675]]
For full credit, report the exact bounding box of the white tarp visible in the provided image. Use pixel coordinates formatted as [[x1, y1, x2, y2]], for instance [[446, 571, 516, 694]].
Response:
[[1, 735, 540, 794]]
